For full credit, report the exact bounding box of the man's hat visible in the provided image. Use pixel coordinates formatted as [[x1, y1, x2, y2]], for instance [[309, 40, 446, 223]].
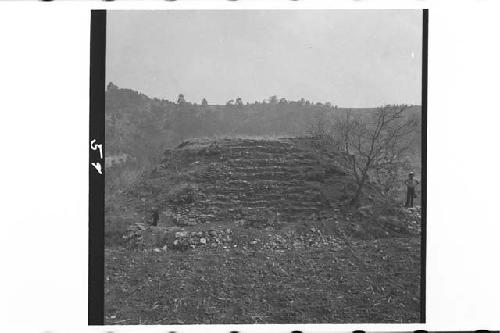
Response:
[[409, 172, 414, 176]]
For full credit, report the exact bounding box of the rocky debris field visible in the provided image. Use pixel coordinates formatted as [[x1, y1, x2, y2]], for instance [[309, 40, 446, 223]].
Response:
[[123, 205, 420, 252], [124, 223, 345, 252], [124, 224, 236, 250]]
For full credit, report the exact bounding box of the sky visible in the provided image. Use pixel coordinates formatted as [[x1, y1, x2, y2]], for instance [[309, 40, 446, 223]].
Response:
[[107, 10, 422, 108]]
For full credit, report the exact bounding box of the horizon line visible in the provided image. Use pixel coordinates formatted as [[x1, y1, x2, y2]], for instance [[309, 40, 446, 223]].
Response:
[[106, 82, 422, 110]]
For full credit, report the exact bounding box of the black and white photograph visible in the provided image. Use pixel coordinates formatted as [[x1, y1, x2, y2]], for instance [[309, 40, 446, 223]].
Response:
[[101, 9, 426, 325], [5, 1, 500, 332]]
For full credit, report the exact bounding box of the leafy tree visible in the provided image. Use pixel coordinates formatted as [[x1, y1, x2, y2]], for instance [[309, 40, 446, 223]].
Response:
[[235, 97, 243, 106], [268, 95, 278, 105], [201, 98, 208, 106], [107, 82, 118, 91], [177, 94, 186, 105]]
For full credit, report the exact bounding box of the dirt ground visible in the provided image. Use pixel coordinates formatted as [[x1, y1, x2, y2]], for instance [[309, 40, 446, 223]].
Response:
[[105, 215, 421, 324]]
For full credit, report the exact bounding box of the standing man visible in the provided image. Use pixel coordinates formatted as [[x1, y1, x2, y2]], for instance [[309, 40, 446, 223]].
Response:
[[150, 207, 159, 227], [404, 172, 419, 208]]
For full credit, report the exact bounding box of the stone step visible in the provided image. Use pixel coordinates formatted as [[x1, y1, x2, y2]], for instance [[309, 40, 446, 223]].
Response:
[[224, 171, 324, 181], [197, 175, 320, 184], [204, 192, 322, 201], [196, 170, 312, 179], [225, 158, 318, 167], [192, 209, 323, 219], [202, 181, 319, 189], [202, 185, 321, 196], [223, 147, 296, 155], [220, 150, 317, 158], [175, 197, 326, 209], [174, 207, 324, 224], [205, 178, 307, 186], [195, 169, 324, 180], [211, 189, 322, 201], [228, 165, 321, 173], [209, 193, 323, 202], [235, 206, 321, 214], [193, 199, 324, 209], [219, 140, 291, 148]]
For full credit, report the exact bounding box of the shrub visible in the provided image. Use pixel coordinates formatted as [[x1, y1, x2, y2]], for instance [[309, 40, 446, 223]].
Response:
[[167, 183, 200, 205]]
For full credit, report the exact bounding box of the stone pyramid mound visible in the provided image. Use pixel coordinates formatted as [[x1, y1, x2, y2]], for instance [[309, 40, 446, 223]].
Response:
[[129, 138, 350, 228]]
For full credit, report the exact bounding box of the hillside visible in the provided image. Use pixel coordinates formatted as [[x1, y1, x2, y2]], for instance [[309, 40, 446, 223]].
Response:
[[105, 84, 421, 194], [105, 138, 421, 324]]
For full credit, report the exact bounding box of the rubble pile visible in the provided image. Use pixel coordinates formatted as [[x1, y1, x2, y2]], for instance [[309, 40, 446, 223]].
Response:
[[123, 221, 345, 252], [262, 227, 342, 251], [172, 228, 234, 250], [122, 223, 175, 249], [123, 222, 148, 243], [401, 206, 422, 234], [123, 224, 235, 251]]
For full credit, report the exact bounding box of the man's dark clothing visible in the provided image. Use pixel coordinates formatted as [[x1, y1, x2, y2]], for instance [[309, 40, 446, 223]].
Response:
[[405, 187, 416, 207], [150, 210, 159, 226]]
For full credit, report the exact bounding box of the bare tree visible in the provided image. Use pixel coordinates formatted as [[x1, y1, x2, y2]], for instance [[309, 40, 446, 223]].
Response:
[[331, 106, 418, 205], [307, 111, 334, 149]]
